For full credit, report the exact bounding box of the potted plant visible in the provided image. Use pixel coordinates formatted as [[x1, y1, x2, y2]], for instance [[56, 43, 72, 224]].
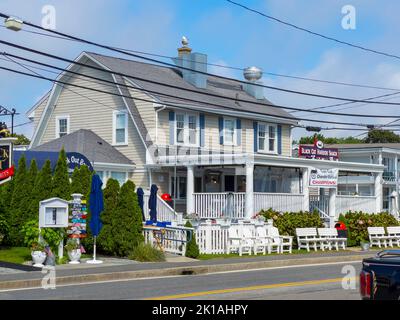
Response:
[[31, 242, 47, 268], [65, 239, 81, 264]]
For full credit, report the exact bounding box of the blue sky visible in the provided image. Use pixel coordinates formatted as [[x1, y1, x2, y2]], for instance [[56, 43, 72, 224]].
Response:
[[1, 0, 400, 140]]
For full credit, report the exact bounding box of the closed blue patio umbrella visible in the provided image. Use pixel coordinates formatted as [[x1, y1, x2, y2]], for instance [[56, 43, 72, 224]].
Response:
[[137, 187, 145, 221], [87, 174, 104, 264], [149, 184, 158, 223]]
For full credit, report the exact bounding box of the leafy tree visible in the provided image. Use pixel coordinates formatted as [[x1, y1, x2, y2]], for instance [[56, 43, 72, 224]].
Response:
[[365, 129, 400, 143], [97, 178, 120, 255], [9, 155, 29, 245], [51, 148, 70, 200], [297, 134, 363, 145], [184, 221, 199, 258], [113, 180, 143, 256], [20, 159, 38, 221], [10, 133, 30, 146]]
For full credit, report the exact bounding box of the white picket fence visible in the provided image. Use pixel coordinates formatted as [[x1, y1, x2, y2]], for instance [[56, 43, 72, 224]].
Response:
[[143, 193, 177, 221], [193, 193, 245, 219], [143, 225, 193, 255], [336, 195, 377, 214], [193, 219, 266, 254], [254, 193, 305, 213]]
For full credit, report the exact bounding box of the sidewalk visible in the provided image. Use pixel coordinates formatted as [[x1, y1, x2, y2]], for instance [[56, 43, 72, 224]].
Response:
[[0, 250, 378, 290]]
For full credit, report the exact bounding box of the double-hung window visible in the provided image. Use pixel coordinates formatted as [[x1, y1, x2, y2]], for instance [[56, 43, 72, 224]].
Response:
[[258, 122, 277, 153], [113, 111, 128, 145], [175, 113, 199, 146], [223, 118, 236, 145], [56, 115, 69, 138]]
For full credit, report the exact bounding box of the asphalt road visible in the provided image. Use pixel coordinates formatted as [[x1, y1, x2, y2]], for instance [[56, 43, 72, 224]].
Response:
[[0, 261, 361, 300]]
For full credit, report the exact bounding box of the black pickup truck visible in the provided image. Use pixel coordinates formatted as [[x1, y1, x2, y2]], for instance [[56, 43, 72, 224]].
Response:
[[360, 250, 400, 300]]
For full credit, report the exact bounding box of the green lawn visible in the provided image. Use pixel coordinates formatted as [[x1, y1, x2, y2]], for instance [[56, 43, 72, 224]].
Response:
[[0, 247, 31, 264]]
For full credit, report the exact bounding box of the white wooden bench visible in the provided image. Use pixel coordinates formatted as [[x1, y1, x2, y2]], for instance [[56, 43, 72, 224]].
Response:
[[368, 227, 391, 248], [296, 228, 323, 252], [254, 227, 274, 255], [317, 228, 347, 251], [386, 226, 400, 247], [227, 227, 252, 256], [268, 226, 293, 254]]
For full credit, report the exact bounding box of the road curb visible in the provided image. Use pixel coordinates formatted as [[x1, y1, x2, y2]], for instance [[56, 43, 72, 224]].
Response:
[[0, 254, 371, 291]]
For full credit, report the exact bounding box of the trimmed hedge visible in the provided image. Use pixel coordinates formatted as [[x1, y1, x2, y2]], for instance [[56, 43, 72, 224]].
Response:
[[259, 208, 324, 246], [184, 221, 200, 258], [339, 211, 400, 246]]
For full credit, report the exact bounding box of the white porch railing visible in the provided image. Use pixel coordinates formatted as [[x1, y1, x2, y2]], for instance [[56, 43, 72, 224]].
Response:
[[254, 193, 305, 213], [143, 194, 178, 222], [336, 195, 377, 214], [143, 225, 192, 255], [194, 193, 245, 219]]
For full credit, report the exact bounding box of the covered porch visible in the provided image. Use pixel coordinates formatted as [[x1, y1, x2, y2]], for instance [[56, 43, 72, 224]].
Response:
[[150, 151, 384, 225]]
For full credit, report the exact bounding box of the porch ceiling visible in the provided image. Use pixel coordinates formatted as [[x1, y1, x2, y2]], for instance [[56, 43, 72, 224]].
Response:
[[148, 153, 384, 173]]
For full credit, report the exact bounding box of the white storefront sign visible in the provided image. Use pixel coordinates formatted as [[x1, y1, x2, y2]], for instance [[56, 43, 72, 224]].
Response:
[[309, 168, 338, 188]]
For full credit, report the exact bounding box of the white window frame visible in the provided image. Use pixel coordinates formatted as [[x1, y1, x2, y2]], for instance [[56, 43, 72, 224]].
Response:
[[174, 112, 199, 146], [223, 117, 237, 146], [113, 110, 128, 146], [55, 115, 70, 138], [110, 171, 128, 186], [258, 122, 277, 154]]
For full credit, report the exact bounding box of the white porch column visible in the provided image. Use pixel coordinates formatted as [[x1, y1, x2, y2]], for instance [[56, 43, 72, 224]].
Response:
[[302, 167, 310, 212], [245, 163, 254, 219], [328, 188, 336, 228], [186, 165, 195, 215], [375, 172, 383, 213]]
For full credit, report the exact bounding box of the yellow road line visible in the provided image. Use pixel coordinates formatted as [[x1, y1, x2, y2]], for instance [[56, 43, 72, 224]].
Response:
[[145, 277, 357, 300]]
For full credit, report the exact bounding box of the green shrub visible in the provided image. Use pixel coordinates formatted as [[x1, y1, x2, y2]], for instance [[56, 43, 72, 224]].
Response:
[[51, 148, 70, 199], [342, 211, 399, 246], [0, 215, 9, 244], [184, 221, 199, 258], [20, 219, 64, 253], [260, 208, 324, 246], [129, 242, 165, 262]]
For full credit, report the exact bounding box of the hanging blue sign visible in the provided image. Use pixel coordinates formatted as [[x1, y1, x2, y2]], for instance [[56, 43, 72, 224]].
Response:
[[66, 152, 93, 172]]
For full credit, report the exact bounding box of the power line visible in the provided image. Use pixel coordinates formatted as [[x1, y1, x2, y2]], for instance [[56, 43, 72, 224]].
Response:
[[4, 50, 400, 120], [0, 62, 390, 128], [2, 24, 399, 93], [226, 0, 400, 61], [2, 16, 400, 104]]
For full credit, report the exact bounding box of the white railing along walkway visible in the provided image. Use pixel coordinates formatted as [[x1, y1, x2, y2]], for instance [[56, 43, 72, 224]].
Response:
[[194, 193, 245, 219], [336, 195, 376, 214], [254, 193, 305, 213], [143, 193, 178, 222]]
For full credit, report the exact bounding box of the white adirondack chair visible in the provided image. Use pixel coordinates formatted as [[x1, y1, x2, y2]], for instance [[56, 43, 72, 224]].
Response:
[[296, 228, 322, 252], [368, 227, 391, 248], [254, 227, 277, 254], [268, 226, 293, 254], [387, 226, 400, 247], [227, 227, 252, 256], [317, 228, 347, 251]]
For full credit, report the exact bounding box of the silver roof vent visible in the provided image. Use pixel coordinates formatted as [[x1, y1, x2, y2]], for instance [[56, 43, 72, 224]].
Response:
[[243, 66, 263, 82], [243, 66, 264, 100]]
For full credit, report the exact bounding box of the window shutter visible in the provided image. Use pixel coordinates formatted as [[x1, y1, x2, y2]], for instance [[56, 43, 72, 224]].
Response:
[[219, 116, 224, 145], [253, 121, 258, 152], [169, 111, 175, 145], [236, 119, 241, 146], [200, 113, 205, 147], [277, 124, 282, 154]]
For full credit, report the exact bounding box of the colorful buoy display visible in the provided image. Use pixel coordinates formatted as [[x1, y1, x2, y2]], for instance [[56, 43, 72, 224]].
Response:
[[67, 199, 87, 238]]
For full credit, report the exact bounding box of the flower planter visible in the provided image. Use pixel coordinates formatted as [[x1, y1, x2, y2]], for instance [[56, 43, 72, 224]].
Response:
[[68, 249, 81, 264], [31, 251, 47, 268]]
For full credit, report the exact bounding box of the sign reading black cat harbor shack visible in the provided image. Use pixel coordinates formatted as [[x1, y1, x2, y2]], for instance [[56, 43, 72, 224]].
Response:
[[299, 140, 339, 161], [0, 138, 16, 184]]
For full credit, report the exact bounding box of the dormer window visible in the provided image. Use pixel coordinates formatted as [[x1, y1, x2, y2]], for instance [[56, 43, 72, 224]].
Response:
[[56, 115, 69, 138], [175, 112, 199, 146]]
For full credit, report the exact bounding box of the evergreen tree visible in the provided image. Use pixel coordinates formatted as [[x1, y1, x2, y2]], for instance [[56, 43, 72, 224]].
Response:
[[28, 160, 53, 222], [113, 180, 143, 256], [70, 167, 82, 195], [0, 179, 14, 245], [9, 155, 29, 245], [97, 178, 120, 255], [21, 159, 38, 221], [184, 221, 200, 258], [51, 148, 70, 200]]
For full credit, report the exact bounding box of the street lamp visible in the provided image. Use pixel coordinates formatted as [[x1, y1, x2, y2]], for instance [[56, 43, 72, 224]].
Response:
[[4, 17, 23, 31]]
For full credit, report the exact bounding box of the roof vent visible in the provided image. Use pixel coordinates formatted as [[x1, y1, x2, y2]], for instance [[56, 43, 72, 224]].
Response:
[[243, 66, 264, 100]]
